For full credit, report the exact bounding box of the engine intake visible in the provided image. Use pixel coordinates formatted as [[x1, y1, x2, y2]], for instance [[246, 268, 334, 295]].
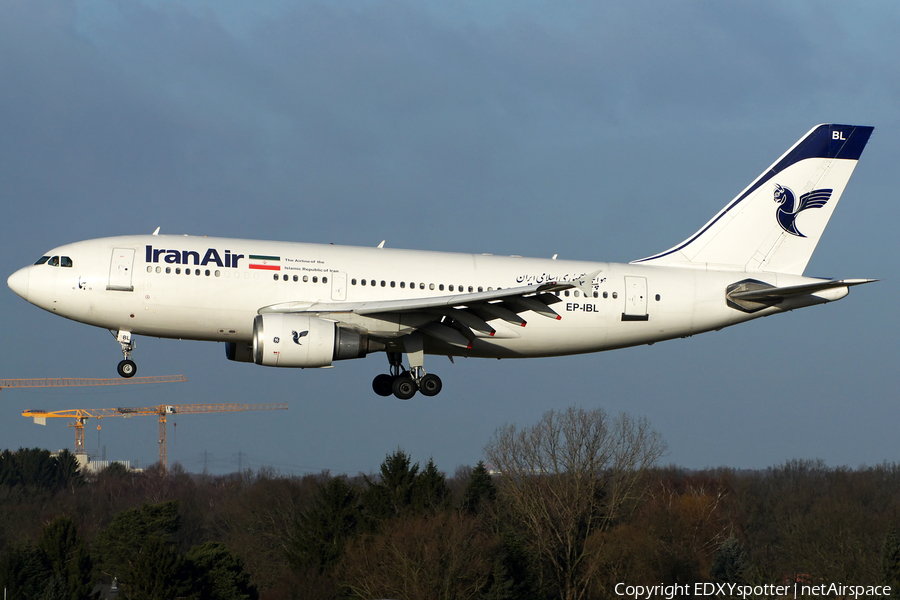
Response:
[[250, 314, 374, 368]]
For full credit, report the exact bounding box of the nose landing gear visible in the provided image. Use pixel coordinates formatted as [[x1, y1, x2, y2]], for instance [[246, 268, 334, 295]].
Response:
[[113, 330, 137, 378]]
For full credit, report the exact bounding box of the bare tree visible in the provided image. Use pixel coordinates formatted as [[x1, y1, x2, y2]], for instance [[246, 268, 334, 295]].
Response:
[[484, 406, 667, 600], [339, 511, 504, 600]]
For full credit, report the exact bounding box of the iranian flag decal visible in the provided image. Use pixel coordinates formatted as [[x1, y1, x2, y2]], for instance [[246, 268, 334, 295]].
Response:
[[248, 255, 280, 271]]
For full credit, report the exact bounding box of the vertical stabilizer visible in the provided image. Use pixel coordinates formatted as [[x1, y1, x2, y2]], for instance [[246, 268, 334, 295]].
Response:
[[633, 124, 873, 275]]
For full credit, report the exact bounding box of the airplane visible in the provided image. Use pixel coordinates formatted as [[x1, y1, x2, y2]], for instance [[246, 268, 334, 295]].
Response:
[[7, 124, 876, 399]]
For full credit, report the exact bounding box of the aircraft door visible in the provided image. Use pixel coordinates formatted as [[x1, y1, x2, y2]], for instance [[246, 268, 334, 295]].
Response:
[[622, 276, 649, 321], [331, 272, 347, 301], [107, 248, 135, 292]]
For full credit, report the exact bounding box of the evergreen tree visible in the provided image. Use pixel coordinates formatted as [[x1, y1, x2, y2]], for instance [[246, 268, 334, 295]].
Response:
[[93, 500, 182, 585], [54, 450, 85, 490], [710, 536, 748, 585], [462, 461, 497, 514], [37, 516, 93, 600], [124, 535, 191, 600], [361, 449, 420, 524], [412, 457, 449, 513], [0, 541, 54, 600], [0, 448, 84, 491], [289, 476, 360, 572], [881, 527, 900, 599], [186, 542, 258, 600]]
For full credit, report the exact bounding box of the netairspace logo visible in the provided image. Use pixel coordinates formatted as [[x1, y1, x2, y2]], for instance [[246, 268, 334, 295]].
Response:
[[614, 582, 892, 600]]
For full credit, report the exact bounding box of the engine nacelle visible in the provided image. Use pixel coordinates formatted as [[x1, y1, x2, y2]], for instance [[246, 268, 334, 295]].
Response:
[[251, 314, 372, 368]]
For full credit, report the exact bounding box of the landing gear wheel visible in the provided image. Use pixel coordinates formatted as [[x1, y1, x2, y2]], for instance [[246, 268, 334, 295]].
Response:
[[372, 374, 395, 397], [418, 373, 442, 397], [392, 375, 418, 400], [117, 359, 137, 378]]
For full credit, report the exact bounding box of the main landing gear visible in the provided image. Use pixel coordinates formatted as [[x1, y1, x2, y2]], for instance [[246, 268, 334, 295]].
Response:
[[372, 351, 443, 400], [113, 330, 137, 378]]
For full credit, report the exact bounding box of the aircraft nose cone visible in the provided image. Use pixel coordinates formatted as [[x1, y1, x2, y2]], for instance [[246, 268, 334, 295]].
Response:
[[7, 267, 30, 300]]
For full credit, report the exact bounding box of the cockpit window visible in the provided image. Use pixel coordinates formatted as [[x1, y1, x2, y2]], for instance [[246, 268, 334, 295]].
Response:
[[35, 255, 73, 267]]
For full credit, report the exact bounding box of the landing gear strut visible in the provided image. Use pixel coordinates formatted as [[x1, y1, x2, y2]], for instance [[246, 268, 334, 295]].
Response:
[[114, 330, 137, 378], [371, 349, 443, 399]]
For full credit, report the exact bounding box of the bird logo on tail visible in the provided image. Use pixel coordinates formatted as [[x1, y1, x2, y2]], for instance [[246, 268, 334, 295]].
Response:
[[773, 184, 833, 238]]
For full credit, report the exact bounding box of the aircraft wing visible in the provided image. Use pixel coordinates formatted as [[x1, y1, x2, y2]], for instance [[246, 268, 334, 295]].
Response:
[[258, 274, 599, 348]]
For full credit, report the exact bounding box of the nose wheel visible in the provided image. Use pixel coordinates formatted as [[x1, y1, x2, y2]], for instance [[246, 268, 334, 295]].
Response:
[[372, 351, 443, 399], [117, 359, 137, 378]]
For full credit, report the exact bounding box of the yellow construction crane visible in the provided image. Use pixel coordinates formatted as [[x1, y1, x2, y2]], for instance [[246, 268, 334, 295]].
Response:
[[22, 403, 288, 473], [0, 375, 187, 396]]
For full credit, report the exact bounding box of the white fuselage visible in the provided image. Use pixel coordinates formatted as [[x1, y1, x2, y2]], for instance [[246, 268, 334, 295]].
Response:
[[9, 234, 829, 360]]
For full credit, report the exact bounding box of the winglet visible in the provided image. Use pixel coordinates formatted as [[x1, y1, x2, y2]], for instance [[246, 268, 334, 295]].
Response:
[[572, 270, 602, 296]]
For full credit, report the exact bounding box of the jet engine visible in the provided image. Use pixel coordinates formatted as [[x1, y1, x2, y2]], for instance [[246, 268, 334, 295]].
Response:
[[239, 313, 375, 368]]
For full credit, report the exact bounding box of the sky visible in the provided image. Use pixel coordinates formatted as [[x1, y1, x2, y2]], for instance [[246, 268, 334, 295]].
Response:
[[1, 0, 898, 476]]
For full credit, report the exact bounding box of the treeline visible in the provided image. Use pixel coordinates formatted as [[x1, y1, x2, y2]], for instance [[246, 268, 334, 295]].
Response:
[[1, 408, 900, 600]]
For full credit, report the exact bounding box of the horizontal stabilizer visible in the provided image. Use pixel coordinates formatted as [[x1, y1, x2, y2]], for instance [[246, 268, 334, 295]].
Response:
[[728, 278, 877, 302], [726, 278, 876, 313]]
